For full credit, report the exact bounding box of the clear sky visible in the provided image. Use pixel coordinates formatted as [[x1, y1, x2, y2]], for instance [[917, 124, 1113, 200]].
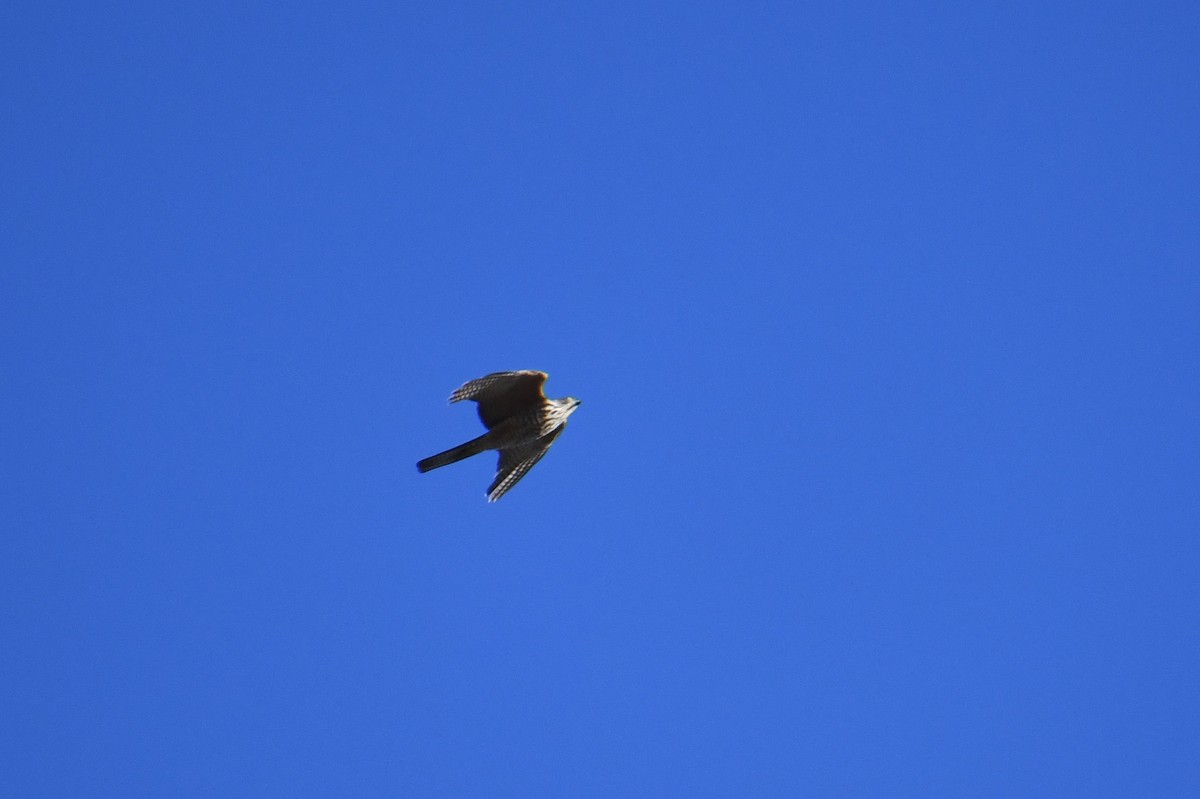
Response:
[[3, 1, 1198, 796]]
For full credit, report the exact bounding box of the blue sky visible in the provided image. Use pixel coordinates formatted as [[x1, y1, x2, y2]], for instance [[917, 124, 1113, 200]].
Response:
[[3, 1, 1198, 795]]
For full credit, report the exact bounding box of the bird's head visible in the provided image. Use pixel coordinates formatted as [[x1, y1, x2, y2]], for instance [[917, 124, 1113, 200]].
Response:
[[559, 396, 582, 416]]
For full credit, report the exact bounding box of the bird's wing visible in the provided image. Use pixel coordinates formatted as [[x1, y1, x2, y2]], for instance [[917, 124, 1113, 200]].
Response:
[[486, 426, 564, 502], [451, 370, 548, 429]]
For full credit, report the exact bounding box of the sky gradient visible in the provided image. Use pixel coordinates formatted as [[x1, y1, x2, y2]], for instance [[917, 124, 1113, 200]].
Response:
[[3, 1, 1199, 796]]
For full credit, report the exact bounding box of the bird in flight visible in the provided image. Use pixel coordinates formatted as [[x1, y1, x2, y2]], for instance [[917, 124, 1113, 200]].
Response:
[[417, 370, 581, 502]]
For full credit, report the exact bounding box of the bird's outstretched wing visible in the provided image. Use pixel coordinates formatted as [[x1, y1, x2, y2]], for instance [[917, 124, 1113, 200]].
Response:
[[451, 370, 548, 429], [487, 427, 564, 502]]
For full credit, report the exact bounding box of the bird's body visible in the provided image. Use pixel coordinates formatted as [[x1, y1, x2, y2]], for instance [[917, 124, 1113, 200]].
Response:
[[417, 370, 580, 501]]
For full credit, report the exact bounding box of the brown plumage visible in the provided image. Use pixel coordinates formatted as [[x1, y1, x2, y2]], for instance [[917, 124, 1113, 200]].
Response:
[[417, 370, 581, 502]]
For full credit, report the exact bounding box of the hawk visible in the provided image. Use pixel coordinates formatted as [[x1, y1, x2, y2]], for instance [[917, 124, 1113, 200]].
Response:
[[417, 370, 581, 502]]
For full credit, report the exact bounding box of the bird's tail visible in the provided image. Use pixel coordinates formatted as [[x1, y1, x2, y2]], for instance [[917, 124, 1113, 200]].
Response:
[[417, 432, 494, 473]]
